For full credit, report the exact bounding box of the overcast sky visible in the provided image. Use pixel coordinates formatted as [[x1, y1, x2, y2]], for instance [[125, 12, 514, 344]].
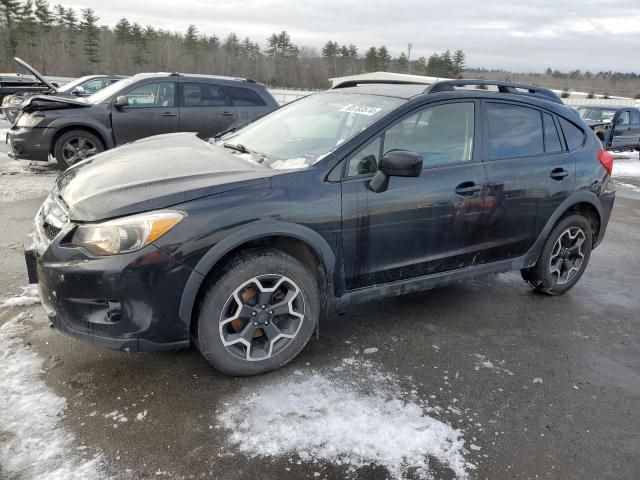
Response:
[[64, 0, 640, 72]]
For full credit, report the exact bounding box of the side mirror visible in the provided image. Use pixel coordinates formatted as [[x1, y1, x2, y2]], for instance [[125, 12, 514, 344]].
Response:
[[369, 150, 423, 193], [71, 86, 85, 96], [114, 95, 129, 108]]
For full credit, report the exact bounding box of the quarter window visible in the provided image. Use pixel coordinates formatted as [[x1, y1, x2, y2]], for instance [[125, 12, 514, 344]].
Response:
[[558, 117, 585, 151], [383, 102, 475, 168], [122, 82, 176, 107], [347, 137, 382, 176], [227, 86, 267, 107], [487, 103, 543, 159], [543, 113, 563, 154], [182, 83, 228, 107]]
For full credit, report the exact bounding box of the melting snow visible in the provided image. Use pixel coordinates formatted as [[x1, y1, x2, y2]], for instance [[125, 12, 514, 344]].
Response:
[[363, 347, 378, 354], [218, 359, 472, 479], [615, 181, 640, 193], [0, 316, 103, 479], [612, 155, 640, 179], [270, 158, 309, 170], [1, 285, 40, 308], [0, 153, 57, 203]]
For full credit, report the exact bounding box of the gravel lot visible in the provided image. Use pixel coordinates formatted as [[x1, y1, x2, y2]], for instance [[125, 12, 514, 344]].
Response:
[[1, 119, 639, 480]]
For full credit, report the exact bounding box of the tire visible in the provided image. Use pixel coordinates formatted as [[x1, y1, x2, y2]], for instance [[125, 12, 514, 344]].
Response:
[[195, 248, 320, 376], [54, 129, 104, 170], [520, 214, 593, 295]]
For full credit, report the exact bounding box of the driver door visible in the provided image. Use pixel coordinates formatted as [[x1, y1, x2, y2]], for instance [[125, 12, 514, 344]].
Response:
[[111, 81, 179, 145], [341, 100, 487, 290], [609, 109, 634, 150]]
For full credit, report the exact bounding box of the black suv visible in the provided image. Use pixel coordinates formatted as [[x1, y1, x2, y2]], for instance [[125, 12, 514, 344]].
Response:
[[576, 105, 640, 153], [7, 72, 278, 169], [26, 80, 615, 375]]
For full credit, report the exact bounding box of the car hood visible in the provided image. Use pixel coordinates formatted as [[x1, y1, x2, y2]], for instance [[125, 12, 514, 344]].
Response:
[[21, 94, 89, 113], [14, 57, 57, 91], [56, 133, 273, 221]]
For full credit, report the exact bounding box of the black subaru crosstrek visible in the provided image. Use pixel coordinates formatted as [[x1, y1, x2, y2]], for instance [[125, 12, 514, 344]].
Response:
[[7, 72, 278, 169], [26, 79, 615, 375]]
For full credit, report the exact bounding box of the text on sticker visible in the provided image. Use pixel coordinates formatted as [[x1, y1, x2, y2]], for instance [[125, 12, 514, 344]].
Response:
[[340, 104, 382, 116]]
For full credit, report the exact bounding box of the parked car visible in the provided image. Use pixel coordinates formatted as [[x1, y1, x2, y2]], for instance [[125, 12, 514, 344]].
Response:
[[25, 80, 615, 375], [7, 72, 278, 169], [576, 105, 640, 153], [0, 58, 59, 104], [2, 67, 126, 124]]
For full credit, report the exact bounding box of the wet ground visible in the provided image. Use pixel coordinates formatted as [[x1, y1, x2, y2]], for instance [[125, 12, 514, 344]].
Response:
[[1, 121, 639, 479]]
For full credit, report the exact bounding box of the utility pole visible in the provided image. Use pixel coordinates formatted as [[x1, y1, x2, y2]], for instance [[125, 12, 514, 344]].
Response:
[[407, 42, 413, 74]]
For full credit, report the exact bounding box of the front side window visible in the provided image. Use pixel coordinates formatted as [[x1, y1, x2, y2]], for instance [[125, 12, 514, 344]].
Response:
[[182, 83, 227, 107], [384, 102, 475, 167], [82, 79, 110, 94], [347, 136, 382, 176], [122, 82, 176, 108], [487, 103, 544, 159], [619, 111, 631, 125], [225, 92, 403, 168]]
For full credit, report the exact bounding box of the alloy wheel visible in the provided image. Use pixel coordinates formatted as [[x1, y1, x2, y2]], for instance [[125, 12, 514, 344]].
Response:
[[549, 226, 586, 285], [219, 274, 305, 361], [62, 137, 98, 165]]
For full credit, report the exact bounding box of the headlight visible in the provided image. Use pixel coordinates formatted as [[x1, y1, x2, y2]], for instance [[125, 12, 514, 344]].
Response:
[[71, 210, 184, 256], [16, 114, 44, 128]]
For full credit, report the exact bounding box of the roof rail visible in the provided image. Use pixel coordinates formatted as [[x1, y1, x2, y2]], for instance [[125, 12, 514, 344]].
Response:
[[426, 79, 563, 104], [331, 79, 431, 89]]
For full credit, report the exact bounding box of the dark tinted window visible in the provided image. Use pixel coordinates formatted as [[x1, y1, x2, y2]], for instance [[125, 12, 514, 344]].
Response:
[[384, 102, 475, 167], [487, 103, 543, 159], [543, 113, 562, 154], [558, 117, 585, 151], [630, 109, 640, 123], [182, 83, 228, 107], [227, 86, 267, 107]]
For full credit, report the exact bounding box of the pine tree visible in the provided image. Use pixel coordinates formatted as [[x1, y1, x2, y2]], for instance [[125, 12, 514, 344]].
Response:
[[113, 18, 131, 44], [452, 50, 465, 77], [377, 46, 390, 71], [364, 46, 378, 72], [0, 0, 21, 58], [80, 8, 100, 64]]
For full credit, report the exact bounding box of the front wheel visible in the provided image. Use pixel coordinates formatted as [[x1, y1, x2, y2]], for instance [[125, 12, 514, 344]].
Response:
[[521, 214, 593, 295], [54, 130, 104, 170], [195, 248, 320, 376]]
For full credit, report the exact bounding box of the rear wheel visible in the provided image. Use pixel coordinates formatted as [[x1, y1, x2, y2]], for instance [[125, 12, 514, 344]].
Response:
[[521, 215, 593, 295], [195, 248, 320, 376], [54, 130, 104, 170]]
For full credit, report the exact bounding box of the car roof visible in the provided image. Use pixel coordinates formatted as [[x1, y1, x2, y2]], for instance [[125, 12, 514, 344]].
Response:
[[130, 72, 262, 86]]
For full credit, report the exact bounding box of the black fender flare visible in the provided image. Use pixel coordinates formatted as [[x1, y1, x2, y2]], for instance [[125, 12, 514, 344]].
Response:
[[525, 190, 603, 266], [178, 221, 337, 326]]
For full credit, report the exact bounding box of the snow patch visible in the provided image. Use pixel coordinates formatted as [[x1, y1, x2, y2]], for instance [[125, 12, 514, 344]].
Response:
[[473, 354, 514, 375], [270, 158, 309, 170], [1, 285, 40, 308], [0, 316, 103, 479], [362, 347, 378, 354], [612, 156, 640, 179], [218, 359, 471, 479], [0, 153, 57, 203], [615, 181, 640, 193]]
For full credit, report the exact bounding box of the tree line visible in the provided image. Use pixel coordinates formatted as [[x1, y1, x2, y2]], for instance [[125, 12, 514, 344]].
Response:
[[1, 0, 639, 96]]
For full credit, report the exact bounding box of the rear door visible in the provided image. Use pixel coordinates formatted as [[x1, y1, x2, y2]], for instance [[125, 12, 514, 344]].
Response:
[[111, 80, 179, 145], [629, 109, 640, 148], [227, 85, 271, 125], [609, 109, 634, 150], [179, 81, 237, 138], [480, 101, 575, 263]]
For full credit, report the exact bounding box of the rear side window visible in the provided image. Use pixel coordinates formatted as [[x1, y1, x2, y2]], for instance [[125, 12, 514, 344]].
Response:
[[630, 109, 640, 124], [182, 83, 228, 107], [543, 113, 563, 154], [227, 86, 267, 107], [558, 118, 585, 151], [487, 103, 543, 159]]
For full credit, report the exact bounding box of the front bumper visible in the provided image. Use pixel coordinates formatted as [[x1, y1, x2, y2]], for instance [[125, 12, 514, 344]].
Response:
[[26, 234, 196, 352], [6, 127, 52, 162]]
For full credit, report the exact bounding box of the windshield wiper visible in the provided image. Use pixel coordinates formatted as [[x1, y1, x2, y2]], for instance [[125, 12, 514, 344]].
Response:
[[223, 142, 267, 164]]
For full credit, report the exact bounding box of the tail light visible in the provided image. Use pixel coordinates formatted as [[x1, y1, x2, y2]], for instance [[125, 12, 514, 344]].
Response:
[[597, 149, 614, 175]]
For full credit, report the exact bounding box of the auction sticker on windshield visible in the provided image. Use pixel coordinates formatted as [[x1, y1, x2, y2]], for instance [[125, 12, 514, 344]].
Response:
[[340, 104, 382, 116]]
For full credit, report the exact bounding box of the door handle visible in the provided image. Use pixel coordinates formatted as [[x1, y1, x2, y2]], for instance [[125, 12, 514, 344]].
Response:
[[221, 111, 235, 116], [455, 182, 483, 196], [550, 167, 569, 180], [161, 112, 177, 117]]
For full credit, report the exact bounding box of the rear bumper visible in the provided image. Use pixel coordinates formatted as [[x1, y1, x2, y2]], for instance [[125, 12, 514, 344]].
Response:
[[27, 238, 195, 353], [6, 127, 51, 162], [594, 190, 615, 248]]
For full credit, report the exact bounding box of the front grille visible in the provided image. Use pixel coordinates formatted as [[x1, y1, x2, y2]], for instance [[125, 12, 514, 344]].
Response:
[[43, 222, 61, 240]]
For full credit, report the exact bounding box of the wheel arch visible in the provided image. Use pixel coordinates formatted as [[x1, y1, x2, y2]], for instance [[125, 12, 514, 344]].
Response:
[[178, 221, 337, 331], [526, 191, 604, 266], [49, 124, 111, 155]]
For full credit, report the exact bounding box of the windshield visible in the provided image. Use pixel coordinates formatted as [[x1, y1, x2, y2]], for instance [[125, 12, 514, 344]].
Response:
[[57, 76, 94, 93], [87, 76, 140, 104], [576, 107, 617, 122], [225, 92, 404, 169]]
